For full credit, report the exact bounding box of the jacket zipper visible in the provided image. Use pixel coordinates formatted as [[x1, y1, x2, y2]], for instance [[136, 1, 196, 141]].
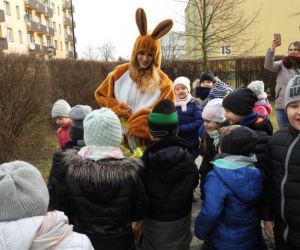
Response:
[[281, 134, 300, 242]]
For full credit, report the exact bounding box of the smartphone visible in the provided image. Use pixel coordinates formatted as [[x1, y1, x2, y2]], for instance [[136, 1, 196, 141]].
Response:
[[274, 33, 281, 42]]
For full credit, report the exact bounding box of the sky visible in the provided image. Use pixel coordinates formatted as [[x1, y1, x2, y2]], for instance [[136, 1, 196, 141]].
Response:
[[72, 0, 186, 59]]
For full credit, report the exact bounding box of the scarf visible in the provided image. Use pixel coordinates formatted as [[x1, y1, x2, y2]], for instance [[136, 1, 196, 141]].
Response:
[[195, 86, 210, 100], [78, 145, 125, 160], [31, 211, 73, 250], [176, 93, 192, 112], [207, 130, 220, 150], [282, 56, 300, 72]]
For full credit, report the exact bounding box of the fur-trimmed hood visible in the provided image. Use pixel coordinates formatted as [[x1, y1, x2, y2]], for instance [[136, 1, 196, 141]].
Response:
[[63, 150, 144, 201]]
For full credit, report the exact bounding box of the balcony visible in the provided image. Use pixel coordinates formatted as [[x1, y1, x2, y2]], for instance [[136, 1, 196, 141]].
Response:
[[24, 0, 36, 10], [48, 46, 56, 56], [69, 51, 74, 58], [0, 37, 8, 50], [63, 16, 72, 26], [62, 0, 71, 10], [44, 6, 53, 17], [35, 2, 46, 14], [46, 27, 54, 36], [26, 21, 39, 32], [0, 9, 5, 22], [28, 43, 41, 54], [37, 23, 47, 34]]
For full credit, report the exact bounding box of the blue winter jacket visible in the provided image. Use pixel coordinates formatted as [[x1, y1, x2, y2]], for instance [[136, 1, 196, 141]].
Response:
[[177, 98, 203, 157], [195, 154, 263, 250]]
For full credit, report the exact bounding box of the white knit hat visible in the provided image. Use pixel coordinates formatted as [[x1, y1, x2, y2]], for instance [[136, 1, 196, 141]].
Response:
[[173, 76, 191, 93], [247, 80, 267, 100], [0, 161, 49, 222], [51, 99, 71, 118], [83, 108, 122, 147], [202, 98, 225, 123]]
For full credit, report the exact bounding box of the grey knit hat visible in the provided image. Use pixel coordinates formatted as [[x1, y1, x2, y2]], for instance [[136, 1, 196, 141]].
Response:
[[284, 74, 300, 110], [0, 161, 49, 222], [69, 105, 92, 128], [51, 99, 71, 118], [83, 108, 122, 147]]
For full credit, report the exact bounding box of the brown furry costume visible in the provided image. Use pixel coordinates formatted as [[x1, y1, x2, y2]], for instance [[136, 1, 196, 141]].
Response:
[[95, 8, 175, 139]]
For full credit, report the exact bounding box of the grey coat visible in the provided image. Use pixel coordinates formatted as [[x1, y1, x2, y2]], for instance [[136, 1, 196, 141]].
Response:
[[264, 48, 298, 109]]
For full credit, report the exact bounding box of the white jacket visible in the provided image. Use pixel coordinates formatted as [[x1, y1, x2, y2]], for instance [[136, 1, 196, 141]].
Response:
[[0, 213, 94, 250]]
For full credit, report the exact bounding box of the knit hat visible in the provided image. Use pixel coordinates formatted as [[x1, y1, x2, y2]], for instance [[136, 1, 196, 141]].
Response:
[[69, 105, 92, 141], [284, 74, 300, 110], [51, 99, 71, 118], [148, 100, 178, 137], [202, 98, 226, 123], [199, 69, 215, 83], [83, 108, 122, 147], [247, 80, 267, 99], [208, 81, 233, 99], [222, 87, 258, 116], [220, 126, 258, 156], [0, 161, 49, 222], [174, 76, 191, 93]]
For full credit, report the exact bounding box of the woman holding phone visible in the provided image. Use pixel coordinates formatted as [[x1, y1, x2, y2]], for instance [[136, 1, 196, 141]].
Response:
[[264, 34, 300, 129]]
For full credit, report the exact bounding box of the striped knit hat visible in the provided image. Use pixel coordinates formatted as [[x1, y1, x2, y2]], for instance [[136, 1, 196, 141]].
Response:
[[208, 81, 233, 99], [148, 100, 178, 137]]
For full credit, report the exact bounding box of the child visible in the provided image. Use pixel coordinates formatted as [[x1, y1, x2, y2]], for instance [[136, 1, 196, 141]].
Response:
[[48, 104, 92, 211], [51, 108, 148, 250], [193, 69, 215, 103], [261, 74, 300, 249], [51, 99, 72, 150], [174, 76, 202, 159], [141, 99, 199, 250], [222, 87, 273, 170], [247, 80, 272, 116], [198, 98, 226, 200], [195, 126, 265, 250], [0, 160, 94, 249]]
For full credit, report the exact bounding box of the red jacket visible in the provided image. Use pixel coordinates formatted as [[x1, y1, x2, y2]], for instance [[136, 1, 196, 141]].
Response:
[[57, 121, 71, 150]]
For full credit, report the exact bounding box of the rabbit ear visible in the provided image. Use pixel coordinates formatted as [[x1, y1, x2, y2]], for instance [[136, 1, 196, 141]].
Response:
[[136, 8, 147, 36], [151, 19, 173, 40]]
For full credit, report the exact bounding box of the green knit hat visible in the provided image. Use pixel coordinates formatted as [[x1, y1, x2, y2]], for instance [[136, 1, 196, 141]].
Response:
[[148, 100, 178, 137]]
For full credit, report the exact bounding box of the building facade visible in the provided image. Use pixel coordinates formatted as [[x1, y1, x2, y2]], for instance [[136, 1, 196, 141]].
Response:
[[0, 0, 76, 59], [184, 0, 300, 60]]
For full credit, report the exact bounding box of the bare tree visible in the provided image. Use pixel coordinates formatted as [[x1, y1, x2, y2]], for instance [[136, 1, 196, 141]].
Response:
[[98, 42, 116, 62], [161, 31, 187, 60], [184, 0, 261, 67], [82, 45, 100, 60]]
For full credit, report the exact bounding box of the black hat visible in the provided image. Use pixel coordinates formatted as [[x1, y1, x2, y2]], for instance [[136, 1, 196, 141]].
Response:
[[148, 100, 178, 137], [222, 87, 258, 116], [220, 126, 258, 156], [199, 69, 215, 83]]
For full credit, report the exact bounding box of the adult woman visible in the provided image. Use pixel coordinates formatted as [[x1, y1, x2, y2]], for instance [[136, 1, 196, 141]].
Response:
[[95, 8, 175, 148], [264, 36, 300, 129]]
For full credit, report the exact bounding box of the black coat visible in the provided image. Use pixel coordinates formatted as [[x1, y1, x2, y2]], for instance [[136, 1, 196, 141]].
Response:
[[49, 150, 148, 250], [141, 135, 199, 221], [260, 126, 300, 248]]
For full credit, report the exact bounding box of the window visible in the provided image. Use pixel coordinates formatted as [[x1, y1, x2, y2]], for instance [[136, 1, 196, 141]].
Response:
[[7, 28, 14, 42], [16, 6, 20, 19], [4, 1, 11, 16], [60, 41, 62, 51], [53, 21, 56, 32], [27, 33, 34, 44], [59, 24, 61, 33], [51, 3, 55, 14], [57, 6, 60, 16], [18, 30, 23, 44], [54, 39, 57, 49]]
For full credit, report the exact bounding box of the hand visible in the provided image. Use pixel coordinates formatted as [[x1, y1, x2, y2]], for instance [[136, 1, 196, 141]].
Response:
[[263, 220, 274, 239], [124, 105, 132, 116], [271, 37, 281, 51]]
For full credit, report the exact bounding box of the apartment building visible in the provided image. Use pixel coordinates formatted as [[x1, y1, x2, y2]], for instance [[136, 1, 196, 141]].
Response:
[[184, 0, 299, 60], [0, 0, 76, 59]]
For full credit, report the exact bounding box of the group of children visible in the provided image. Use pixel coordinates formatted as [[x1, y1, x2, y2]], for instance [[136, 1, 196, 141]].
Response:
[[2, 73, 300, 250]]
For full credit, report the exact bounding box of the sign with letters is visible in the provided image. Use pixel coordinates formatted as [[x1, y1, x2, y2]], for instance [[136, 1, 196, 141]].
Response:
[[221, 45, 231, 55]]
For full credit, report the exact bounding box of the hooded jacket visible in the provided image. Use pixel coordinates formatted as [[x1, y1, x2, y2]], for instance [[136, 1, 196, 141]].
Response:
[[53, 150, 148, 250], [195, 154, 263, 250], [142, 135, 199, 221]]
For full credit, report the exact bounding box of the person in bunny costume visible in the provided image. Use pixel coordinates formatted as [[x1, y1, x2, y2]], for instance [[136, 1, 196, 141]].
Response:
[[95, 8, 175, 149]]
